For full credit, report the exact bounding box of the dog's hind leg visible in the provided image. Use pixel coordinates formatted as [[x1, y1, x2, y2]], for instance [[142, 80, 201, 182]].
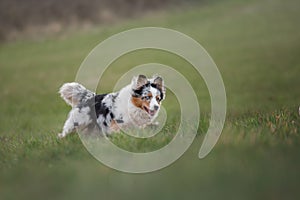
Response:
[[58, 115, 76, 138]]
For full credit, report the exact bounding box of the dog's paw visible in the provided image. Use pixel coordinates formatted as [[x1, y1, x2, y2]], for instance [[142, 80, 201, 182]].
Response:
[[57, 133, 66, 139]]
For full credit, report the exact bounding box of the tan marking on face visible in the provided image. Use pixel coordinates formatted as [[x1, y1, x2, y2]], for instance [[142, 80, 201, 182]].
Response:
[[131, 96, 150, 112], [131, 96, 143, 108]]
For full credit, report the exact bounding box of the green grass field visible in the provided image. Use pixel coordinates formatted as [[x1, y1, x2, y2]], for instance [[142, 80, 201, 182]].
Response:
[[1, 0, 300, 199]]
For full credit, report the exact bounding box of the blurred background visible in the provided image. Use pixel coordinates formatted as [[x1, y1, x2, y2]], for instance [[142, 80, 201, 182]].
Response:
[[1, 0, 300, 200], [0, 0, 195, 41]]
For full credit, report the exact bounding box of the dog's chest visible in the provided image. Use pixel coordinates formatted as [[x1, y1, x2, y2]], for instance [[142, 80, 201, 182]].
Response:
[[129, 109, 151, 126], [113, 99, 151, 127]]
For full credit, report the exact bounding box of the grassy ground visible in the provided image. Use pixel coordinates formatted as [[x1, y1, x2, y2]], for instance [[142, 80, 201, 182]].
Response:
[[1, 0, 300, 199]]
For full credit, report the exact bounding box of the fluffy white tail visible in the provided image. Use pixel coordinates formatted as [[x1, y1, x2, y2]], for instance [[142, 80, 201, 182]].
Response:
[[59, 82, 95, 107]]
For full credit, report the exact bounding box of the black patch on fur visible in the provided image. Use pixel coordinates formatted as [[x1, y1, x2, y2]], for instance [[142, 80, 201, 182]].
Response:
[[150, 83, 164, 100], [116, 119, 124, 123], [74, 122, 79, 127], [132, 82, 150, 97], [150, 83, 157, 88], [111, 93, 119, 103], [110, 112, 114, 119], [78, 93, 117, 131], [159, 90, 164, 101], [82, 94, 108, 120], [93, 94, 110, 118]]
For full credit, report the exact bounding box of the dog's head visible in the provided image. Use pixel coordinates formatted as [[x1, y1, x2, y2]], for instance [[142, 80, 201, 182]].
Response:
[[131, 74, 166, 117]]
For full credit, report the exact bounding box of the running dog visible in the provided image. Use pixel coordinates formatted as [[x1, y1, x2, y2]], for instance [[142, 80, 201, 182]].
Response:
[[58, 75, 165, 138]]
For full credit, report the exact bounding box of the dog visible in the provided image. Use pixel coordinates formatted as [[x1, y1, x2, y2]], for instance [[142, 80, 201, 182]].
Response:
[[58, 75, 165, 138]]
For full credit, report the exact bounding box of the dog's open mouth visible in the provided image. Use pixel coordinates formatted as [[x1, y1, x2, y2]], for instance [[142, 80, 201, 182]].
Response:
[[143, 106, 156, 116]]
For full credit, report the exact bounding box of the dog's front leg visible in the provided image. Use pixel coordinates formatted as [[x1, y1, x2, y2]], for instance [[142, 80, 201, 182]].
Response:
[[58, 115, 75, 138]]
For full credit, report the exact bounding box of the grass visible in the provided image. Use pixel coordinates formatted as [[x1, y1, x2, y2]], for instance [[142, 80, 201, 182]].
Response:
[[1, 0, 300, 199]]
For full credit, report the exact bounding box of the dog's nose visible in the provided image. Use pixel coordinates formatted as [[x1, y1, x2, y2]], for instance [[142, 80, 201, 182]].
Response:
[[154, 105, 159, 111]]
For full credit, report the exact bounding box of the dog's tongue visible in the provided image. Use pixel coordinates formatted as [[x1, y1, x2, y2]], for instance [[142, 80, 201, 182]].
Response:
[[149, 110, 156, 116]]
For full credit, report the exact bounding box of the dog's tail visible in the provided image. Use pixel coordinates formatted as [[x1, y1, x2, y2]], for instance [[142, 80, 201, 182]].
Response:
[[59, 82, 95, 107]]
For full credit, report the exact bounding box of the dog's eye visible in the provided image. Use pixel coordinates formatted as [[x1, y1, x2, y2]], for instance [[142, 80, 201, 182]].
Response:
[[156, 96, 161, 101], [142, 96, 151, 101]]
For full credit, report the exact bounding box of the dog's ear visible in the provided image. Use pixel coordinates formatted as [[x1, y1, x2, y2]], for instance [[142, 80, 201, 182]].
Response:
[[153, 75, 166, 98], [153, 75, 163, 88], [132, 74, 148, 89]]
